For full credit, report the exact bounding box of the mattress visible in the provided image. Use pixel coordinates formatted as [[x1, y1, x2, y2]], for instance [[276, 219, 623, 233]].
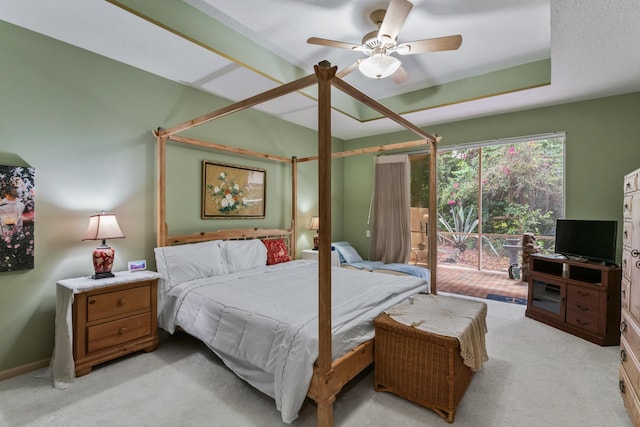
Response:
[[158, 259, 429, 423]]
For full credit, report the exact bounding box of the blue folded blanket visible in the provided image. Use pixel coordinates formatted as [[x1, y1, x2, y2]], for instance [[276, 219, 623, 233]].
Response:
[[331, 241, 429, 279], [345, 260, 429, 279]]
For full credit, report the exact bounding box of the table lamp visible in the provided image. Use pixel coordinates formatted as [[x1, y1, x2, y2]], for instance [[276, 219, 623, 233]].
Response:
[[82, 212, 125, 279], [309, 216, 319, 250]]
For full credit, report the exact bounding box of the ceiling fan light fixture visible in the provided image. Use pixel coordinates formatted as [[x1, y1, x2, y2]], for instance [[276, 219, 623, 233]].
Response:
[[307, 0, 463, 83], [359, 53, 401, 79]]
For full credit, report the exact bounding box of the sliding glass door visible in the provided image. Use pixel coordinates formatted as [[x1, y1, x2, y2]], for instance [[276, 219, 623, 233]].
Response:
[[410, 134, 565, 273]]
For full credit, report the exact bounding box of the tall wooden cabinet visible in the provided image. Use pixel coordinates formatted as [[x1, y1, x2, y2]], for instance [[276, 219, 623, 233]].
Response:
[[620, 167, 640, 426]]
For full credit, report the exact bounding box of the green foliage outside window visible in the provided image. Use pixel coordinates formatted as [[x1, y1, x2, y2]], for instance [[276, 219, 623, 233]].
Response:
[[435, 138, 564, 239]]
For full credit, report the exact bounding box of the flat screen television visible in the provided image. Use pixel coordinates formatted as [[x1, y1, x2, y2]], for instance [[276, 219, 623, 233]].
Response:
[[554, 219, 618, 265]]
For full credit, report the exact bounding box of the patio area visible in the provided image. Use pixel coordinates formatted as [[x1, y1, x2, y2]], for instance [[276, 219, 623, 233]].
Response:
[[435, 264, 528, 303]]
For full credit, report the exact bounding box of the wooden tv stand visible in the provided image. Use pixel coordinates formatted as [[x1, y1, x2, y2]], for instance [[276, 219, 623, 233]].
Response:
[[525, 254, 621, 345]]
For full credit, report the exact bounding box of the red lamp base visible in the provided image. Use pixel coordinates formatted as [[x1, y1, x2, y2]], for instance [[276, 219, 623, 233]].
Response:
[[92, 244, 115, 280]]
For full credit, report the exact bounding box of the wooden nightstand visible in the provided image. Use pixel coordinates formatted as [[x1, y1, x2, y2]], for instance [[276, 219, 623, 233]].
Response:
[[302, 249, 340, 267], [52, 271, 161, 383]]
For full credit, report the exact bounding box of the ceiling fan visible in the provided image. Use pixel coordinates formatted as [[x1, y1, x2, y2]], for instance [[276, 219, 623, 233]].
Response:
[[307, 0, 462, 83]]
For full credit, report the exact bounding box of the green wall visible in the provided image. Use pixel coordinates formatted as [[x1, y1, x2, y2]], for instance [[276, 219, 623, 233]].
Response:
[[0, 21, 343, 373], [343, 92, 640, 258]]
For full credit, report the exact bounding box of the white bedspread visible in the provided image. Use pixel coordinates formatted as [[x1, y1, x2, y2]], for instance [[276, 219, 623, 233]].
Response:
[[158, 259, 428, 423]]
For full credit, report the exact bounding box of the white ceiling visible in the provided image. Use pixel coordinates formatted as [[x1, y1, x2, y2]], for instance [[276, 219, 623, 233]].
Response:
[[1, 0, 639, 140]]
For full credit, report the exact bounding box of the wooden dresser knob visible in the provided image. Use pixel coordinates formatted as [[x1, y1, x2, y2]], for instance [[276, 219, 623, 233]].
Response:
[[89, 299, 96, 305], [118, 327, 127, 335], [118, 298, 126, 306], [621, 348, 627, 362], [620, 379, 626, 393]]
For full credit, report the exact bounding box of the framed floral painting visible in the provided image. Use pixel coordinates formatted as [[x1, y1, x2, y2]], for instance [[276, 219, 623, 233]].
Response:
[[0, 165, 35, 272], [202, 161, 266, 219]]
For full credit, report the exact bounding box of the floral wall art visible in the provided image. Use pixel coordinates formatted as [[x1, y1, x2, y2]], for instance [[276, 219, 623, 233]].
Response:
[[0, 165, 35, 272], [202, 160, 265, 219]]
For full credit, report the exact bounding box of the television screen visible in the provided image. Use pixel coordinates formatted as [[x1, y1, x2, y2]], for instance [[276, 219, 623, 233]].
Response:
[[554, 219, 618, 265]]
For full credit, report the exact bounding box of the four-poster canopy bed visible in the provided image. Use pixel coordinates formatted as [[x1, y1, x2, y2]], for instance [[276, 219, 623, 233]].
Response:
[[153, 61, 440, 426]]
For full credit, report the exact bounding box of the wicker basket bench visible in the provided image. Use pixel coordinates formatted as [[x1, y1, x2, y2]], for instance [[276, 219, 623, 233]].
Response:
[[374, 295, 487, 423]]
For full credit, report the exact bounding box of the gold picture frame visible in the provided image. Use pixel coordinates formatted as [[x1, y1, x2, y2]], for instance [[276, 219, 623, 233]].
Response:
[[202, 160, 266, 219]]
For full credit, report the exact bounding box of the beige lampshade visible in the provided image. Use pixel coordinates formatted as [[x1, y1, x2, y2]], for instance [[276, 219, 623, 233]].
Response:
[[82, 213, 125, 242], [308, 216, 319, 231]]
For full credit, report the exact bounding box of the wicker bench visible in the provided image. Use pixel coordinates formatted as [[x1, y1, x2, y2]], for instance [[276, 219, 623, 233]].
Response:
[[374, 294, 487, 423]]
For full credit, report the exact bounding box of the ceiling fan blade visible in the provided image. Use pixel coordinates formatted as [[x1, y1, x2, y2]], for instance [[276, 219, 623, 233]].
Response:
[[377, 0, 413, 42], [336, 60, 360, 78], [391, 65, 409, 84], [396, 34, 462, 55], [307, 37, 362, 51]]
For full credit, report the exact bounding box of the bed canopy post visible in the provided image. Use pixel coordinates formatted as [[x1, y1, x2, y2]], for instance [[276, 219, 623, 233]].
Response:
[[291, 156, 298, 257], [429, 141, 438, 293], [315, 60, 336, 427], [155, 130, 168, 247]]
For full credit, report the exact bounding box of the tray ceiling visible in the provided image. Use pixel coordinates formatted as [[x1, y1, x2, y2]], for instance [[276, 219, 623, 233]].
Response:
[[1, 0, 639, 139]]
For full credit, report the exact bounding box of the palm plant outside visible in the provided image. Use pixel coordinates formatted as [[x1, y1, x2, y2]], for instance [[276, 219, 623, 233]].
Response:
[[438, 202, 478, 252]]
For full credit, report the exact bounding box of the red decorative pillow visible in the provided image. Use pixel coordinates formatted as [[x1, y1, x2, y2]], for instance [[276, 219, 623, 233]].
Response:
[[262, 238, 291, 265]]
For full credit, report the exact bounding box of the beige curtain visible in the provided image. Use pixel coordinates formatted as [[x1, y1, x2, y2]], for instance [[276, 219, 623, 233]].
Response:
[[369, 155, 411, 263]]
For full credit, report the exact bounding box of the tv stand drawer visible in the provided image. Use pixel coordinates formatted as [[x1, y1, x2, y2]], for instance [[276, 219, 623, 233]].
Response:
[[565, 306, 599, 333]]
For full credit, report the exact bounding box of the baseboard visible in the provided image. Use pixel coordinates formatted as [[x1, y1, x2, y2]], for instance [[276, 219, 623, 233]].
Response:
[[0, 358, 50, 381]]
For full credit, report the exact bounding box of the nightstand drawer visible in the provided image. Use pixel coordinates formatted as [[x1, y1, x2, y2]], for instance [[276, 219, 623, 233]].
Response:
[[87, 284, 151, 322], [87, 313, 151, 353]]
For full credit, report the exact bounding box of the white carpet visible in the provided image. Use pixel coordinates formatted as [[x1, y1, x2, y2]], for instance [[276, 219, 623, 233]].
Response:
[[0, 295, 632, 426]]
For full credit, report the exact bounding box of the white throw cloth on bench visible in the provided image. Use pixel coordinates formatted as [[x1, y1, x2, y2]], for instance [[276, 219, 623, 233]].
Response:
[[385, 293, 489, 371]]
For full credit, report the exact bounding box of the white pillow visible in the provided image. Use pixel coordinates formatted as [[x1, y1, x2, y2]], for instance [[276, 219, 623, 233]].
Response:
[[336, 243, 363, 264], [338, 246, 362, 264], [223, 240, 267, 273], [154, 240, 227, 290]]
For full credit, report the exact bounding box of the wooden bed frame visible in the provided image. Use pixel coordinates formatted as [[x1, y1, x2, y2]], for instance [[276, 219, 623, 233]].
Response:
[[153, 61, 439, 426]]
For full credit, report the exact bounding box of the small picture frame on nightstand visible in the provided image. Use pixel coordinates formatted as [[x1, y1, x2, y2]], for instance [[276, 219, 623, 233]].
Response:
[[128, 260, 147, 272]]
